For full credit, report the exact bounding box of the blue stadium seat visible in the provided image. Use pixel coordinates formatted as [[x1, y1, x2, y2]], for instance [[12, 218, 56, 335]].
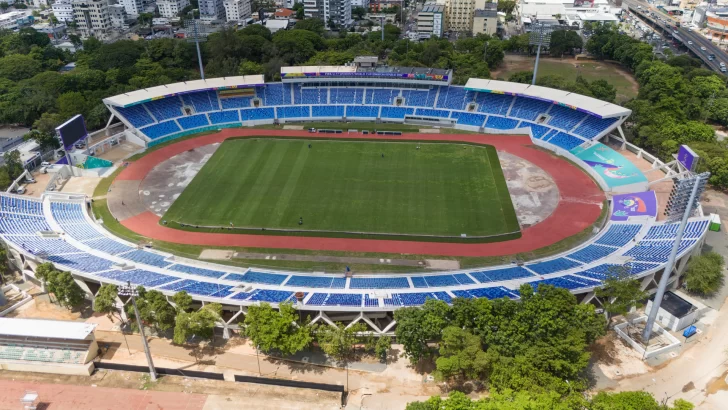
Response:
[[548, 105, 587, 131], [436, 86, 467, 110], [485, 116, 519, 130], [226, 270, 288, 285], [301, 88, 327, 104], [284, 275, 347, 288], [456, 112, 486, 127], [330, 88, 365, 104], [262, 84, 285, 106], [545, 132, 585, 151], [141, 120, 181, 140], [306, 293, 362, 306], [241, 108, 274, 121], [642, 220, 709, 240], [99, 269, 177, 288], [415, 108, 450, 118], [277, 106, 311, 119], [452, 286, 517, 300], [573, 116, 618, 139], [566, 244, 617, 263], [595, 224, 641, 247], [519, 121, 551, 139], [177, 114, 209, 130], [208, 111, 240, 124], [346, 105, 379, 118], [220, 96, 254, 110], [381, 106, 413, 119], [144, 97, 183, 121], [509, 97, 551, 121], [475, 92, 513, 115], [527, 258, 582, 275], [116, 104, 155, 128], [349, 277, 410, 289], [181, 91, 219, 113], [312, 105, 344, 118], [469, 267, 534, 283], [167, 264, 227, 279]]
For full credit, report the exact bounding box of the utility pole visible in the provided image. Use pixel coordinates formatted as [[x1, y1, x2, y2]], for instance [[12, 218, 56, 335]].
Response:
[[119, 281, 157, 381]]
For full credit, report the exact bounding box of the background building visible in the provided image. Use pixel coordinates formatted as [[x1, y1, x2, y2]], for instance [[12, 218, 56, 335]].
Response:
[[108, 3, 127, 28], [52, 0, 74, 23], [472, 2, 497, 35], [417, 3, 445, 39], [200, 0, 225, 21], [158, 0, 190, 18], [303, 0, 350, 27], [446, 0, 487, 32], [119, 0, 143, 17], [223, 0, 251, 21], [72, 0, 113, 38]]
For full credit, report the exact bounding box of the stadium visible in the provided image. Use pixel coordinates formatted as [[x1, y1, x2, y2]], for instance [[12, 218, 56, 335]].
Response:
[[0, 65, 710, 336]]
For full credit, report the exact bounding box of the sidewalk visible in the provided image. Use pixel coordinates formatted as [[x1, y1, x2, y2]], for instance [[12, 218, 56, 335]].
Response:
[[95, 330, 436, 409]]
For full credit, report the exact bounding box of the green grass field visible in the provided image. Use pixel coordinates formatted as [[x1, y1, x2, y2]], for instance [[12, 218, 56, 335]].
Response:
[[162, 138, 519, 240]]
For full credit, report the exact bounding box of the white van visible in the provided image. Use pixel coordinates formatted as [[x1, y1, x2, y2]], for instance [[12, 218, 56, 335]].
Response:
[[16, 186, 26, 195]]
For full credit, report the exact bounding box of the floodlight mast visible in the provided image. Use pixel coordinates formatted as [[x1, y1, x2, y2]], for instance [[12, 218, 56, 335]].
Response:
[[641, 174, 706, 343], [531, 23, 547, 85], [119, 281, 157, 381]]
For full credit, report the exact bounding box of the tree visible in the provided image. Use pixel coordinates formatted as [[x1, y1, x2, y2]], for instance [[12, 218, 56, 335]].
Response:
[[375, 336, 391, 362], [292, 2, 305, 19], [497, 0, 516, 15], [3, 150, 23, 180], [0, 168, 10, 191], [171, 290, 193, 312], [173, 303, 222, 344], [34, 263, 85, 309], [138, 12, 154, 28], [93, 284, 123, 322], [434, 326, 489, 382], [239, 60, 264, 75], [0, 54, 42, 81], [126, 287, 176, 332], [243, 302, 312, 355], [683, 251, 725, 295], [0, 2, 8, 11], [591, 391, 693, 410], [352, 6, 366, 20], [549, 30, 583, 57], [315, 321, 368, 368], [595, 265, 648, 326], [24, 129, 60, 151], [394, 298, 450, 364], [294, 18, 325, 34]]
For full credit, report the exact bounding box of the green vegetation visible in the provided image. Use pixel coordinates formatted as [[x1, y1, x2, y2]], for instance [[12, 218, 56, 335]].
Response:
[[394, 285, 606, 393], [595, 265, 648, 326], [163, 138, 519, 240], [243, 302, 313, 355], [35, 262, 86, 309], [583, 25, 728, 189], [683, 251, 725, 295], [406, 390, 693, 410], [93, 284, 123, 323]]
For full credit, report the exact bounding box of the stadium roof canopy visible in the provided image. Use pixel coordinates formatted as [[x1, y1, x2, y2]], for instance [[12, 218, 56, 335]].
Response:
[[0, 318, 97, 340], [103, 75, 265, 108], [281, 66, 357, 74], [464, 78, 631, 118]]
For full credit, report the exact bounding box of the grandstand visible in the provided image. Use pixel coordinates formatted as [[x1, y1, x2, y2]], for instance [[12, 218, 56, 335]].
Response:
[[102, 70, 631, 175], [0, 69, 708, 337], [0, 188, 709, 336], [0, 318, 98, 375]]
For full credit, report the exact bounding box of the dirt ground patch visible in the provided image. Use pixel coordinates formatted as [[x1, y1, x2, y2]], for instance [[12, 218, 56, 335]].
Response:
[[491, 55, 639, 103]]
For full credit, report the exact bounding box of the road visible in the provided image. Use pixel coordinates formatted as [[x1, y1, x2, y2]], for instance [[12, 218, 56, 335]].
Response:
[[623, 0, 728, 73]]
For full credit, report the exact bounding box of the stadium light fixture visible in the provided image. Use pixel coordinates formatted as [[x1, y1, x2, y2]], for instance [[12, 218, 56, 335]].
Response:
[[185, 18, 208, 80], [529, 23, 552, 86], [642, 172, 709, 343], [118, 281, 158, 381]]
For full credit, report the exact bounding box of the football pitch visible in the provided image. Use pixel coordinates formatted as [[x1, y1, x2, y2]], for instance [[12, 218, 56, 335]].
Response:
[[162, 138, 520, 240]]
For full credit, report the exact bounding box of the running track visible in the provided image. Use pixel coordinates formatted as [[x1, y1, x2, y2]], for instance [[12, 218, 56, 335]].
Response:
[[116, 129, 605, 257]]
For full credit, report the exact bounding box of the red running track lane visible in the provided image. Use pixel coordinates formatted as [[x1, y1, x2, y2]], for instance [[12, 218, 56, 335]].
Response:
[[0, 379, 207, 410], [117, 129, 605, 257]]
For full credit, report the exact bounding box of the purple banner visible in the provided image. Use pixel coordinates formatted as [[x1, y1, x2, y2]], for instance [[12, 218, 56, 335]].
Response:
[[677, 145, 699, 172], [611, 191, 658, 221]]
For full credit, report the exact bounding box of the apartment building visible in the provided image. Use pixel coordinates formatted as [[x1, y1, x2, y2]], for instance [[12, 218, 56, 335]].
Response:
[[472, 2, 497, 35], [158, 0, 190, 18], [52, 0, 74, 23], [72, 0, 113, 39], [446, 0, 488, 32], [303, 0, 351, 27], [223, 0, 251, 21]]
